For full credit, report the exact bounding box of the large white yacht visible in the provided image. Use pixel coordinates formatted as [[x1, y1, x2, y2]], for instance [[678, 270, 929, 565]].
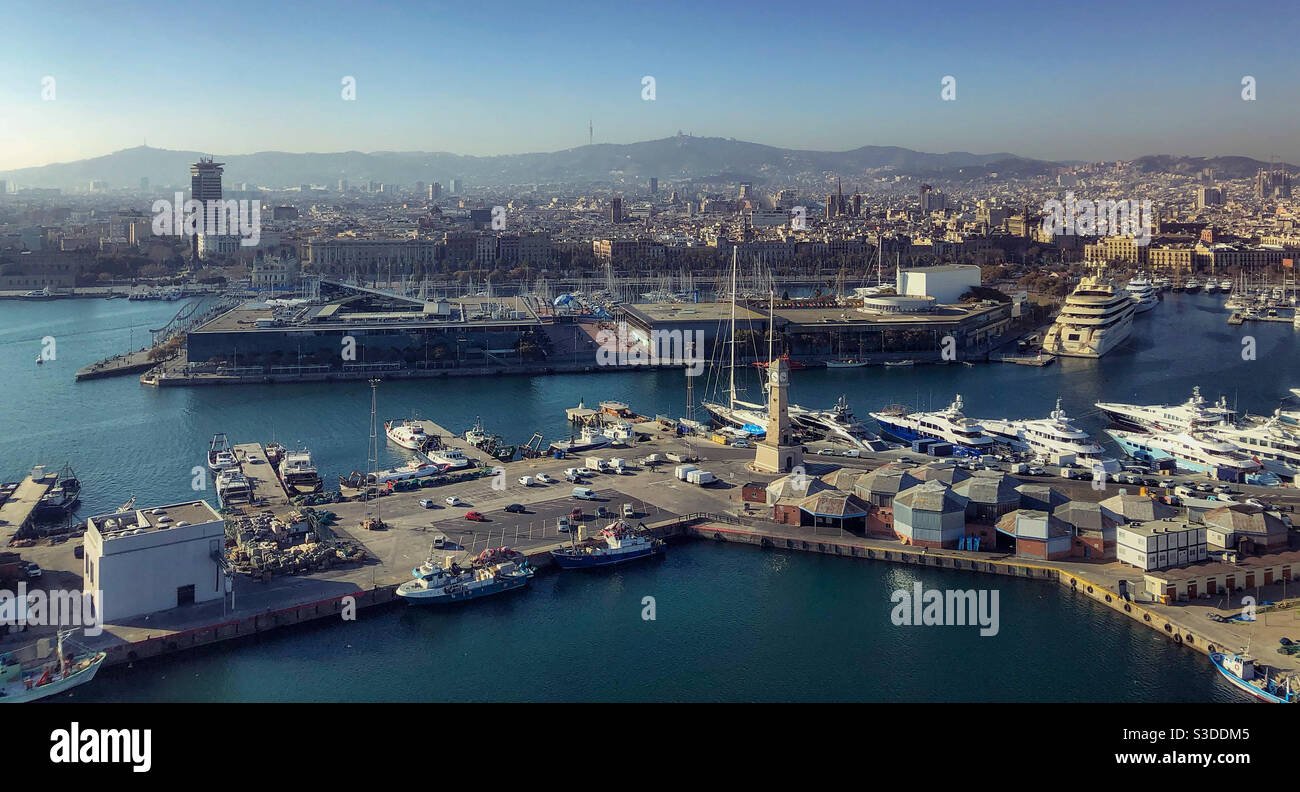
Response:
[[1205, 412, 1300, 479], [870, 395, 997, 456], [1096, 386, 1235, 433], [789, 396, 881, 449], [979, 398, 1121, 472], [1125, 274, 1158, 313], [1042, 268, 1137, 358], [1107, 429, 1275, 484]]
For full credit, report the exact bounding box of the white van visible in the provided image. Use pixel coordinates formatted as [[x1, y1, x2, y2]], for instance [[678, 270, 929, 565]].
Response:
[[518, 476, 534, 487], [572, 487, 596, 500]]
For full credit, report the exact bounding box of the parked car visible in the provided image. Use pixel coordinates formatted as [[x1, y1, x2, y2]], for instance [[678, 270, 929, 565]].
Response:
[[465, 511, 486, 521], [732, 439, 750, 449], [18, 561, 41, 580], [622, 503, 635, 518], [518, 476, 534, 486], [504, 503, 526, 514], [535, 473, 554, 483], [817, 449, 837, 456], [1027, 466, 1045, 476], [418, 498, 435, 509], [445, 496, 462, 506], [1159, 479, 1175, 489]]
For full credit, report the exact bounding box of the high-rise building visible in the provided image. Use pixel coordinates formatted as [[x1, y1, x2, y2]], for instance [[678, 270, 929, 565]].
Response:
[[919, 184, 946, 214], [739, 182, 753, 200], [189, 157, 224, 259], [449, 179, 461, 194], [338, 179, 348, 192], [649, 177, 658, 195], [0, 180, 7, 197], [610, 196, 623, 223], [429, 182, 442, 200], [1196, 186, 1223, 209]]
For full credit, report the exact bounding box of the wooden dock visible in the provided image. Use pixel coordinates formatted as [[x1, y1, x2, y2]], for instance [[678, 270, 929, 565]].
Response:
[[75, 348, 159, 381], [0, 468, 56, 540], [230, 443, 292, 516]]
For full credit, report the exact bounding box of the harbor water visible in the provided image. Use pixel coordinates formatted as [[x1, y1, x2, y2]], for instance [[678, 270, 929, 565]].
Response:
[[0, 292, 1288, 701]]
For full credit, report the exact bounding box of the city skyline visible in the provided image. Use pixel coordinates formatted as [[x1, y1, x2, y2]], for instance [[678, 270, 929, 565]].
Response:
[[2, 0, 1297, 171]]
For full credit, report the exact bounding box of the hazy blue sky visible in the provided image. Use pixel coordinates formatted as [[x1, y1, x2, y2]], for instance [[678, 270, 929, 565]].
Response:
[[1, 0, 1296, 169]]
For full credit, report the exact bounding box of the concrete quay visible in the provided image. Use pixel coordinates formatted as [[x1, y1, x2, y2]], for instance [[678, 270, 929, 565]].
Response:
[[7, 428, 1298, 689], [0, 470, 56, 541]]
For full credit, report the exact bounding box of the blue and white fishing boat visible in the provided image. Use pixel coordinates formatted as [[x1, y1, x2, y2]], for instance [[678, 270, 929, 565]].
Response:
[[396, 547, 534, 604], [551, 520, 664, 569], [869, 395, 996, 456], [1210, 652, 1297, 703]]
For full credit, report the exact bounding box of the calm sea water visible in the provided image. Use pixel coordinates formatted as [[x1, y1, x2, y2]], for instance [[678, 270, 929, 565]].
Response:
[[0, 292, 1282, 701]]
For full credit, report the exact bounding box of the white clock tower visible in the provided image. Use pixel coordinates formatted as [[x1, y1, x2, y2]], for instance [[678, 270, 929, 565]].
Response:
[[754, 357, 803, 473]]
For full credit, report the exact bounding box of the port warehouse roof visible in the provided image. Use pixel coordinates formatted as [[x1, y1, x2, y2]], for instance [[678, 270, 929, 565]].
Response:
[[193, 297, 544, 334], [621, 300, 1004, 332]]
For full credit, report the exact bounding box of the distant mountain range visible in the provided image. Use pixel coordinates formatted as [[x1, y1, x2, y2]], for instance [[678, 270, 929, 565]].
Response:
[[0, 137, 1291, 191]]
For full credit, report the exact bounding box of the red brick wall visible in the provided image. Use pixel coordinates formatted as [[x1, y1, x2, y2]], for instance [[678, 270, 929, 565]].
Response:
[[773, 504, 801, 526], [866, 506, 894, 538], [741, 485, 766, 503]]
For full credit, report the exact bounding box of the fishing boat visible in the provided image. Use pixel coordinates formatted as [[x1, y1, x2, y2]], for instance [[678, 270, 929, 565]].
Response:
[[883, 360, 915, 368], [32, 463, 81, 518], [207, 433, 237, 472], [279, 448, 323, 493], [384, 419, 429, 450], [215, 469, 254, 506], [0, 631, 105, 703], [826, 358, 869, 368], [1210, 652, 1298, 703], [264, 442, 286, 467], [396, 547, 534, 604], [549, 425, 616, 454], [551, 520, 664, 569]]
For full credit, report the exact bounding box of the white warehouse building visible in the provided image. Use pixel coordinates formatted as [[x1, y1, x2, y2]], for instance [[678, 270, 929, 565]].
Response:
[[84, 500, 226, 622], [896, 264, 981, 305], [1116, 519, 1208, 571]]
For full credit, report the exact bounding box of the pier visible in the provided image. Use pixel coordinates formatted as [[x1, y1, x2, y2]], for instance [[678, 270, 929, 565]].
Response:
[[0, 469, 55, 541], [230, 443, 292, 516], [74, 347, 159, 381]]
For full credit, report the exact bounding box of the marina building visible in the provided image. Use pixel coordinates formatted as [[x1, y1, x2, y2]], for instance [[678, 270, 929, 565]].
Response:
[[895, 264, 980, 304], [83, 500, 226, 623], [1202, 504, 1289, 555], [1143, 550, 1300, 603], [994, 510, 1073, 560], [1116, 520, 1208, 571], [892, 480, 969, 549]]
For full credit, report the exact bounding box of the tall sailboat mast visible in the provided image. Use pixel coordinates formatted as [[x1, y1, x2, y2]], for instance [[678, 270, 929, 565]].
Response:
[[729, 246, 737, 411]]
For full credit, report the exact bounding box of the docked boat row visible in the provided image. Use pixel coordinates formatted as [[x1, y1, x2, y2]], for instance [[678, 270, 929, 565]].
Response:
[[870, 395, 997, 457], [397, 520, 666, 604], [980, 399, 1121, 473]]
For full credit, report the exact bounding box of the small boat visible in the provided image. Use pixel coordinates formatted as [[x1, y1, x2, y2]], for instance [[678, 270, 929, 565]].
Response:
[[825, 358, 869, 369], [32, 463, 81, 518], [0, 631, 105, 703], [551, 521, 665, 569], [883, 360, 915, 368], [20, 288, 53, 301], [207, 433, 237, 472], [426, 447, 471, 469], [1210, 652, 1298, 703], [279, 447, 322, 493], [215, 469, 254, 506]]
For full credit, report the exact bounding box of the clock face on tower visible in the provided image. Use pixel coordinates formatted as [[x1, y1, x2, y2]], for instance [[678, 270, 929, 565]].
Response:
[[770, 367, 788, 386]]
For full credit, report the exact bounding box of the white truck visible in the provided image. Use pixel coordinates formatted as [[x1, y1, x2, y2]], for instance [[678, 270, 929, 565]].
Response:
[[585, 457, 610, 473], [674, 464, 699, 481], [685, 469, 716, 486], [608, 458, 627, 474]]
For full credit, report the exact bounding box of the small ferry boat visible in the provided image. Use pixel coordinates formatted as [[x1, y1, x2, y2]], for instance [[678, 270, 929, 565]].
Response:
[[426, 446, 471, 469], [551, 521, 664, 569], [365, 457, 446, 485], [207, 433, 237, 472], [0, 631, 105, 703], [19, 287, 54, 301], [396, 547, 535, 604], [825, 358, 869, 369], [384, 419, 429, 450], [1210, 652, 1298, 703]]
